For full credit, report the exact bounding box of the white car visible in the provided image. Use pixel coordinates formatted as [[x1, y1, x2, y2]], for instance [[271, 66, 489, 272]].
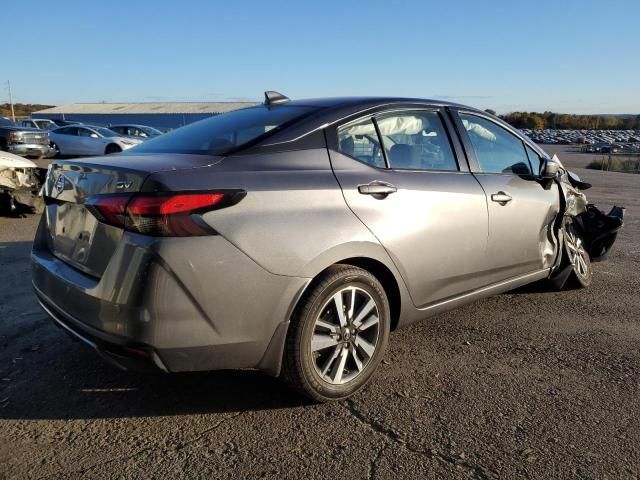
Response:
[[0, 150, 44, 214], [49, 125, 143, 157], [19, 119, 57, 130]]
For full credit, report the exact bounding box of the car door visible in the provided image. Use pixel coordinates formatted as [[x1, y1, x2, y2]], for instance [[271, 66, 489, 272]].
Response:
[[52, 127, 79, 155], [451, 110, 560, 281], [77, 127, 102, 155], [328, 107, 490, 308]]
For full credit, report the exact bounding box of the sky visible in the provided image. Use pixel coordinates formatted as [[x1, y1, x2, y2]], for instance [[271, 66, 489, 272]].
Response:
[[3, 0, 639, 114]]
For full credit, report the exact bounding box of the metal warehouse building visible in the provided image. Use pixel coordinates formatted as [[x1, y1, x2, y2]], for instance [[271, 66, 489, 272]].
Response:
[[32, 102, 257, 130]]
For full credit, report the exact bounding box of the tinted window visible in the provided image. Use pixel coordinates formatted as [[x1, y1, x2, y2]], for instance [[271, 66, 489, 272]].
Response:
[[35, 121, 53, 130], [55, 127, 77, 136], [337, 118, 385, 168], [129, 105, 317, 155], [77, 128, 94, 137], [377, 111, 457, 171], [459, 113, 531, 175], [110, 126, 124, 134]]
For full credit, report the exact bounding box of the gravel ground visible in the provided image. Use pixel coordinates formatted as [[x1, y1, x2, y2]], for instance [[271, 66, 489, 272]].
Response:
[[0, 147, 638, 479]]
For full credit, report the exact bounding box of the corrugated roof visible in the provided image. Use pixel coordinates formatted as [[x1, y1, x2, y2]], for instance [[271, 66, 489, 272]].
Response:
[[34, 102, 258, 115]]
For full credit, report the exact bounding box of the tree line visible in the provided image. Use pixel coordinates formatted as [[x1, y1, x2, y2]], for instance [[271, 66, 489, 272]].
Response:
[[0, 103, 53, 118], [487, 110, 640, 130]]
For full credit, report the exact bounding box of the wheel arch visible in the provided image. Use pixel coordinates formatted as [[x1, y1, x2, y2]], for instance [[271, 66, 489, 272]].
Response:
[[297, 256, 402, 331], [105, 143, 121, 154]]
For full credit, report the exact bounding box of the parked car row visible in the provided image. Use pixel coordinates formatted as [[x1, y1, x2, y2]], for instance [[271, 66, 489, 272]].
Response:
[[1, 116, 167, 159], [522, 128, 640, 145]]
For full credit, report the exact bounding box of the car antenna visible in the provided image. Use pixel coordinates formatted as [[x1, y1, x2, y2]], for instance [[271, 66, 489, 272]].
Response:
[[264, 91, 290, 106]]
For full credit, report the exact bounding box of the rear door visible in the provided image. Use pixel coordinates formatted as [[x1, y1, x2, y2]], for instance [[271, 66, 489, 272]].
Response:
[[451, 110, 560, 280], [328, 107, 490, 308], [53, 127, 79, 155]]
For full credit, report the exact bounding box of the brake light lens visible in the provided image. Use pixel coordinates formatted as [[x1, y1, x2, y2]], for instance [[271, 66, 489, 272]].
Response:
[[86, 191, 243, 237]]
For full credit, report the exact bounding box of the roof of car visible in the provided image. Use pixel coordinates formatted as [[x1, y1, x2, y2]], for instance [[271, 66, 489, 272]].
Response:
[[260, 96, 486, 145], [285, 96, 468, 109]]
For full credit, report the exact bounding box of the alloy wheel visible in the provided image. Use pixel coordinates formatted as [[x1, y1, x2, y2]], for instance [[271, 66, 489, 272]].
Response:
[[311, 286, 380, 385], [565, 225, 590, 279]]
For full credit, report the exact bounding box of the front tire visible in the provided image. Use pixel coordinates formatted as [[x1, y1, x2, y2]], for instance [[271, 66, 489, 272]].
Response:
[[564, 222, 593, 288], [283, 265, 390, 402]]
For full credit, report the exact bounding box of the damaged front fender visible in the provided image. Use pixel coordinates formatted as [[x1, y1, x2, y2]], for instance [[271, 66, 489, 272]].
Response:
[[574, 204, 625, 260], [558, 168, 625, 261]]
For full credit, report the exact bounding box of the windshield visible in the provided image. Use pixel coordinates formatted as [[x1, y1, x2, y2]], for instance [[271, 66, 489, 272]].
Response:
[[142, 126, 163, 136], [128, 105, 318, 155], [0, 117, 16, 127], [93, 127, 120, 137]]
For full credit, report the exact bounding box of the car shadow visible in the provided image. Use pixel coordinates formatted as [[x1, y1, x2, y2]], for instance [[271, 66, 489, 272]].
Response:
[[507, 279, 560, 295], [0, 339, 313, 421]]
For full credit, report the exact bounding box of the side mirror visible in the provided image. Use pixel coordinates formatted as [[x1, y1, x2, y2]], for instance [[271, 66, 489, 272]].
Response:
[[540, 157, 560, 179], [90, 133, 99, 138]]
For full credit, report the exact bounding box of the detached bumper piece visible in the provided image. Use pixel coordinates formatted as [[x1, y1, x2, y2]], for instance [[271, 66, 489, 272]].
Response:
[[575, 204, 625, 260]]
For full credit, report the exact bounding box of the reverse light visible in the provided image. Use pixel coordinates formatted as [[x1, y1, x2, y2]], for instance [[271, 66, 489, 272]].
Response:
[[86, 190, 244, 237]]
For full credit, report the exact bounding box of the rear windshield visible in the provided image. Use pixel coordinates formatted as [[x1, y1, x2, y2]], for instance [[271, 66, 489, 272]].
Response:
[[127, 105, 318, 155]]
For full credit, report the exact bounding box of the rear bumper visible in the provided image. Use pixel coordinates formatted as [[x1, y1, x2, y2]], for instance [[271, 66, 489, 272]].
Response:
[[35, 286, 168, 372], [8, 143, 56, 158], [31, 215, 309, 374]]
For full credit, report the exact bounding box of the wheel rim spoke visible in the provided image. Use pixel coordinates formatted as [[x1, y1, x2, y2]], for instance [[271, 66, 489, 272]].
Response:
[[347, 287, 356, 320], [332, 292, 348, 327], [320, 345, 342, 376], [357, 315, 379, 332], [355, 336, 376, 360], [329, 346, 349, 383], [312, 334, 339, 352], [352, 298, 376, 328], [315, 318, 338, 333], [350, 344, 364, 372]]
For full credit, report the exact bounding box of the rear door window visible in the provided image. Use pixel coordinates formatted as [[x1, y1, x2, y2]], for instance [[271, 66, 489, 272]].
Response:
[[337, 118, 386, 168], [376, 111, 458, 171], [56, 127, 78, 136], [458, 113, 532, 175]]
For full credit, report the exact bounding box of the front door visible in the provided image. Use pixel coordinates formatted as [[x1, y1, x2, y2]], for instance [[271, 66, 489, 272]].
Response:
[[452, 110, 560, 281], [328, 108, 490, 308]]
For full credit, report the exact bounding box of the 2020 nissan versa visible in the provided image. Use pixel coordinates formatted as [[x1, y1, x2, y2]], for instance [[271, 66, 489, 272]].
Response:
[[31, 92, 624, 401]]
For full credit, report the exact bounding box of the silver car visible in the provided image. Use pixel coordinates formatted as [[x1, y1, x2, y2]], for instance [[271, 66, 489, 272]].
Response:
[[49, 125, 143, 157], [31, 93, 624, 401]]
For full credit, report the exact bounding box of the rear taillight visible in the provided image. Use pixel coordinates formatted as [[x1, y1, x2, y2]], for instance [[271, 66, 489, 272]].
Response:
[[86, 190, 244, 237]]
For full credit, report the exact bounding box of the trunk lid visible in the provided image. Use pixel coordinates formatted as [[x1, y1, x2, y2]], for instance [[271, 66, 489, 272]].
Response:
[[43, 154, 221, 277]]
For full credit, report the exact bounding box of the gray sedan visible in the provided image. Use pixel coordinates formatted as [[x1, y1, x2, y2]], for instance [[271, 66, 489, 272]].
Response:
[[31, 93, 623, 401]]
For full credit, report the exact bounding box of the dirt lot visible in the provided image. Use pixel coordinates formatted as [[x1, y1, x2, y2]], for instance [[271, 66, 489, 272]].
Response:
[[1, 146, 638, 479]]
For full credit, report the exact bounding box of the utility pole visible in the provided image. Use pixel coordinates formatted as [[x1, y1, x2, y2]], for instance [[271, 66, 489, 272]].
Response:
[[8, 80, 16, 122]]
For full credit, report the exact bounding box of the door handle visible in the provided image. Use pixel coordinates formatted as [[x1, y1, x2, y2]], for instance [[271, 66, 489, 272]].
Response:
[[358, 181, 397, 197], [491, 191, 512, 204]]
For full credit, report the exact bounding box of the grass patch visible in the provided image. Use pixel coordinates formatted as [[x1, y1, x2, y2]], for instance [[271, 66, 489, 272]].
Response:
[[586, 157, 640, 173]]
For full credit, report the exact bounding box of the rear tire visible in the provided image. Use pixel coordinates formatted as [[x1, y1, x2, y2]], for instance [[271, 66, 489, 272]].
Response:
[[564, 221, 593, 288], [282, 265, 390, 402], [105, 144, 122, 155]]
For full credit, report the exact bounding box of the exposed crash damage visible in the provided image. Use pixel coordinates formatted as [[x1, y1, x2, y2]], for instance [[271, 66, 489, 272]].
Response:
[[550, 155, 625, 289], [0, 152, 46, 216]]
